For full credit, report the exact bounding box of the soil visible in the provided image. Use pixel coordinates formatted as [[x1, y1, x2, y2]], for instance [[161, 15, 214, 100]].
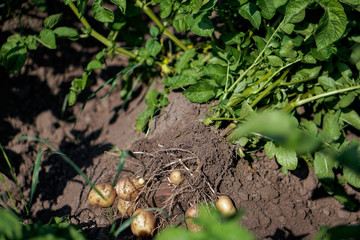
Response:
[[1, 4, 360, 240]]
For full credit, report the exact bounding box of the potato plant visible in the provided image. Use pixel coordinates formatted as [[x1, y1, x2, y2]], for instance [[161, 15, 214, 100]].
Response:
[[1, 0, 360, 211]]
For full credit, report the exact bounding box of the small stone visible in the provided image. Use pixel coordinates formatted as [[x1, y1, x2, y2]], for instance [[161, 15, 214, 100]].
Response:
[[322, 207, 330, 216]]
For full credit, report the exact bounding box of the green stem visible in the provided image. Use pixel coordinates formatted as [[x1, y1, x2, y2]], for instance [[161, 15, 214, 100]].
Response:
[[68, 2, 137, 59], [227, 19, 284, 94], [135, 0, 188, 51], [283, 85, 360, 112], [251, 67, 291, 108]]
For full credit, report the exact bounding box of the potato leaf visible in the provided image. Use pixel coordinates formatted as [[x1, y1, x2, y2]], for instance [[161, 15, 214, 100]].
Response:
[[238, 2, 261, 29], [186, 11, 214, 37], [183, 80, 217, 103], [283, 0, 313, 24], [44, 13, 63, 29], [257, 0, 276, 20], [275, 146, 298, 170], [175, 49, 196, 74], [201, 64, 227, 86], [314, 151, 335, 191], [321, 113, 341, 142], [315, 0, 347, 50], [339, 146, 360, 188], [92, 0, 114, 23], [0, 41, 27, 73], [39, 29, 57, 49], [145, 38, 162, 57], [340, 108, 360, 130]]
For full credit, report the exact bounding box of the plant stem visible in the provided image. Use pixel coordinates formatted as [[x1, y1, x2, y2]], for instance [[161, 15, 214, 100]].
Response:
[[283, 85, 360, 112], [251, 67, 291, 108], [67, 2, 138, 59], [135, 0, 188, 51], [227, 19, 284, 94]]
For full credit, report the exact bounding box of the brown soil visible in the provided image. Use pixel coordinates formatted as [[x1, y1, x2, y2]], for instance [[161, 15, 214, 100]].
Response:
[[1, 5, 360, 240]]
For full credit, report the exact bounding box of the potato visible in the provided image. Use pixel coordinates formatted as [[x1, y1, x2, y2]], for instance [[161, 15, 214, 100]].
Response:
[[115, 177, 145, 200], [130, 208, 156, 238], [117, 198, 136, 218], [169, 170, 183, 185], [216, 195, 236, 216], [88, 183, 116, 207], [185, 205, 203, 232]]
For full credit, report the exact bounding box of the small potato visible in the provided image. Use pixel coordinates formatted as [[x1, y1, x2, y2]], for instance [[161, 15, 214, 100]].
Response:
[[185, 205, 203, 232], [216, 195, 236, 216], [169, 170, 183, 185], [117, 198, 136, 218], [131, 208, 156, 238], [88, 183, 116, 207], [115, 177, 145, 200]]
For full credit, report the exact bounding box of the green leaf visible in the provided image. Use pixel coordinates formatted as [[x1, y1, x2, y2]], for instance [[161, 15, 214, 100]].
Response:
[[92, 0, 114, 23], [257, 0, 276, 20], [340, 146, 360, 188], [291, 66, 322, 81], [183, 80, 217, 103], [315, 0, 347, 49], [284, 0, 313, 24], [201, 64, 227, 86], [267, 55, 284, 67], [0, 41, 27, 73], [159, 0, 173, 18], [264, 141, 276, 159], [162, 74, 198, 90], [145, 89, 160, 107], [340, 108, 360, 130], [0, 210, 23, 239], [321, 113, 341, 142], [238, 2, 261, 29], [300, 118, 318, 136], [336, 62, 353, 84], [175, 49, 196, 74], [339, 0, 360, 11], [111, 0, 126, 13], [54, 27, 79, 40], [39, 29, 57, 49], [279, 40, 297, 59], [86, 59, 103, 71], [314, 151, 335, 181], [136, 107, 155, 132], [318, 76, 336, 90], [186, 12, 214, 37], [44, 13, 63, 29], [150, 26, 160, 37], [145, 38, 162, 57], [275, 146, 298, 170]]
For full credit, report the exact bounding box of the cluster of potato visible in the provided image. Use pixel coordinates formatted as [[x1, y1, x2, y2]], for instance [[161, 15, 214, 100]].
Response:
[[88, 171, 237, 237], [88, 177, 155, 237]]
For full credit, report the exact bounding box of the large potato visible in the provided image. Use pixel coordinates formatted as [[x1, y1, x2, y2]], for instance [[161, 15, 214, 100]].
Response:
[[88, 183, 116, 207], [130, 208, 156, 238], [117, 198, 136, 218], [115, 177, 145, 200], [216, 195, 236, 216]]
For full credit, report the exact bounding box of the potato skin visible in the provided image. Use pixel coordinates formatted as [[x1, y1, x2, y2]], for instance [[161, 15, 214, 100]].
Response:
[[185, 205, 203, 232], [115, 177, 144, 200], [88, 183, 116, 207], [117, 198, 136, 218], [169, 170, 183, 185], [130, 209, 156, 238], [216, 195, 236, 216]]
